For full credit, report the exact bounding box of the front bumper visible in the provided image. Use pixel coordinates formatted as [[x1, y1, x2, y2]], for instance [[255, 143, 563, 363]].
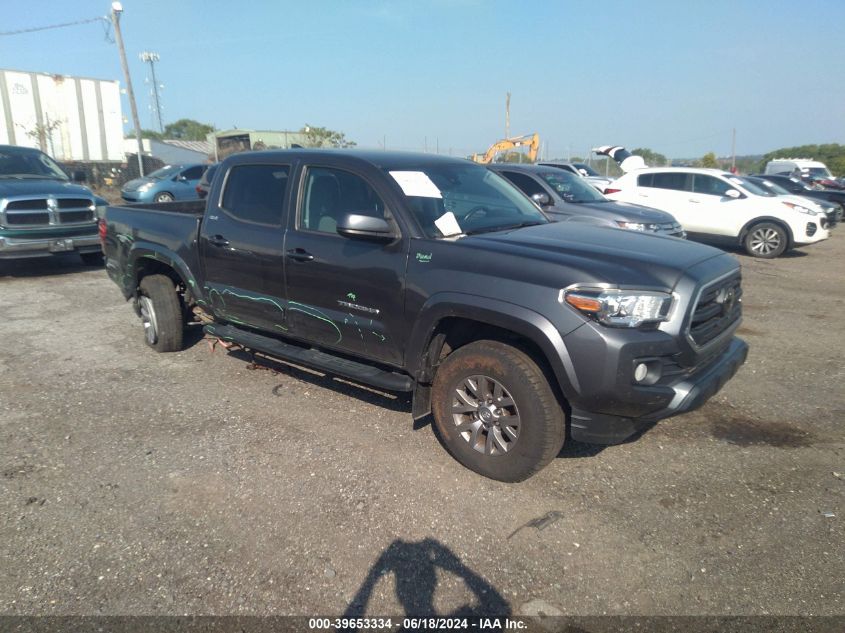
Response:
[[569, 337, 748, 444], [0, 233, 101, 259]]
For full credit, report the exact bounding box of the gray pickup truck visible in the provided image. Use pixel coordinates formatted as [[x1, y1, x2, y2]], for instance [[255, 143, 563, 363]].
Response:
[[103, 149, 748, 481], [0, 144, 105, 263]]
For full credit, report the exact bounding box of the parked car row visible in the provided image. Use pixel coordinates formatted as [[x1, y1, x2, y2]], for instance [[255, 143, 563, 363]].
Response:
[[120, 163, 209, 203]]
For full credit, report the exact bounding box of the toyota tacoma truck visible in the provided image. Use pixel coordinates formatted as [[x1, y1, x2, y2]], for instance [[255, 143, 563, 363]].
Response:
[[0, 144, 105, 263], [102, 150, 748, 481]]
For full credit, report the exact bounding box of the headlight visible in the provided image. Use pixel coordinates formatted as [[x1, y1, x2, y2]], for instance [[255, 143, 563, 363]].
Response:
[[561, 287, 674, 328], [782, 201, 819, 216], [138, 182, 154, 191], [95, 204, 107, 219], [616, 221, 660, 232]]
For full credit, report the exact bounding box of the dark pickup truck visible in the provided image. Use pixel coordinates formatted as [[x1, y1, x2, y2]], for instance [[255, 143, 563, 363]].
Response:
[[103, 150, 748, 481]]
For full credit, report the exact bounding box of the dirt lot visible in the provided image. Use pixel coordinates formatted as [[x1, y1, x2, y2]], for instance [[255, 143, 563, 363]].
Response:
[[0, 236, 843, 618]]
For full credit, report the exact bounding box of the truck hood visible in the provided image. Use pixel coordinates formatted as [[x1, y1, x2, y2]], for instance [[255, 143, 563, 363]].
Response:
[[466, 221, 726, 289], [558, 200, 677, 223], [0, 178, 94, 198]]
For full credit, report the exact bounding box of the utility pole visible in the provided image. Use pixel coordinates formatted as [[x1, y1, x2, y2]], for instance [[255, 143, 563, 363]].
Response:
[[731, 128, 736, 173], [505, 92, 511, 139], [140, 51, 163, 133], [111, 2, 144, 176]]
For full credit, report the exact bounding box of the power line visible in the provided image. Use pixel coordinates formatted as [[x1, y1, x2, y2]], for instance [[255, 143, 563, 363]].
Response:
[[0, 16, 108, 37]]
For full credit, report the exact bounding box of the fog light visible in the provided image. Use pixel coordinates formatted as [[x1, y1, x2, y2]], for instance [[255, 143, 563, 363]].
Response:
[[634, 363, 649, 382]]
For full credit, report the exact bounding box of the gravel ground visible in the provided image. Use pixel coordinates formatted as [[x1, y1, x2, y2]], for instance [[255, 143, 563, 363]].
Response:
[[0, 236, 843, 618]]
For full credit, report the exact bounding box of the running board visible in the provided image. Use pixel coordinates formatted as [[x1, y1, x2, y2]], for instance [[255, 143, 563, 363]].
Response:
[[204, 323, 414, 392]]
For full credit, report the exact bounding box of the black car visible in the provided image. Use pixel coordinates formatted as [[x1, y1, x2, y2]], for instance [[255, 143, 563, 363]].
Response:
[[752, 174, 845, 214], [489, 163, 685, 237]]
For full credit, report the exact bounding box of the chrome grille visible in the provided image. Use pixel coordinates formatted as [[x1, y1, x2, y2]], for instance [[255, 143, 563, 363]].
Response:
[[688, 273, 742, 347], [0, 195, 95, 228], [653, 221, 685, 237]]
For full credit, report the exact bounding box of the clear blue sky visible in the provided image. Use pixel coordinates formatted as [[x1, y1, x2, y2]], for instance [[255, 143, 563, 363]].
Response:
[[2, 0, 843, 159]]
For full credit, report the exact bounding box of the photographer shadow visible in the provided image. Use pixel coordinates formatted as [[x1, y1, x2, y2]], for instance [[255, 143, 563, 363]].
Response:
[[343, 538, 510, 623]]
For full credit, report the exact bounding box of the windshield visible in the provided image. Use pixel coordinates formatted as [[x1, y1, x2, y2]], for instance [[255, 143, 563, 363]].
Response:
[[539, 170, 607, 203], [726, 175, 775, 197], [146, 165, 182, 180], [572, 162, 600, 177], [0, 148, 68, 180], [750, 178, 789, 195], [386, 164, 548, 238], [806, 167, 833, 179]]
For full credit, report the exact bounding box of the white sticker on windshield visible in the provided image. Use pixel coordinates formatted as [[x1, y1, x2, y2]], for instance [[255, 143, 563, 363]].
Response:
[[434, 211, 463, 237], [389, 171, 442, 198]]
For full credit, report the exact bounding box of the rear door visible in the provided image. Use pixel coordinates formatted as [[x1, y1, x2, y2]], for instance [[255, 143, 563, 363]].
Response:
[[282, 162, 408, 366], [199, 162, 292, 332], [635, 171, 694, 226]]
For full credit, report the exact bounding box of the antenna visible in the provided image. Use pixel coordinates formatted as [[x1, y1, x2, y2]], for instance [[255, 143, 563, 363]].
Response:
[[505, 92, 511, 139], [139, 51, 163, 133]]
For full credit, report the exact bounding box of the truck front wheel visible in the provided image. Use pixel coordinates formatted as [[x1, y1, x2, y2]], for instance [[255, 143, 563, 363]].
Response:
[[431, 340, 566, 482], [138, 275, 184, 352]]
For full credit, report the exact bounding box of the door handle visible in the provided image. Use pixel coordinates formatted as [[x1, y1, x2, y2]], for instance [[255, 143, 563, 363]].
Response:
[[286, 248, 314, 262], [688, 199, 701, 203], [208, 234, 230, 247]]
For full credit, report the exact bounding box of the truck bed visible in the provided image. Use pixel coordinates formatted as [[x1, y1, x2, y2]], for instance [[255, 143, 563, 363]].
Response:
[[103, 200, 205, 299]]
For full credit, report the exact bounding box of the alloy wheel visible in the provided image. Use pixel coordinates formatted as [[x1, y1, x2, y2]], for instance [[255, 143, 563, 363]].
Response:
[[450, 374, 521, 456]]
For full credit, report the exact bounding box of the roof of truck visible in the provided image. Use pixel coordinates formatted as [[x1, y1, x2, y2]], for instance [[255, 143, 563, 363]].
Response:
[[224, 148, 474, 170]]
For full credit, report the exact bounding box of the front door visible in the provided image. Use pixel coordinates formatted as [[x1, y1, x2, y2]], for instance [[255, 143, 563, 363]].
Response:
[[199, 162, 291, 332], [686, 174, 741, 237], [283, 164, 407, 366]]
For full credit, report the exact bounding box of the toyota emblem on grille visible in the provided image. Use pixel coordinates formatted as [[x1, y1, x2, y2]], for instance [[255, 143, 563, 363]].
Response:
[[716, 286, 737, 316]]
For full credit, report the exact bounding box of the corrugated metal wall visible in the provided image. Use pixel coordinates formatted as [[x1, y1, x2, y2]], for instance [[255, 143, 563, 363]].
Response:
[[0, 69, 125, 162]]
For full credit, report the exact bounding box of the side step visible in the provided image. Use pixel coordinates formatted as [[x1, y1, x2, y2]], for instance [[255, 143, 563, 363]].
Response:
[[205, 323, 414, 392]]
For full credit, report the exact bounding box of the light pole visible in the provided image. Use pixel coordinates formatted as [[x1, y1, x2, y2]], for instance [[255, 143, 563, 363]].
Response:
[[140, 51, 163, 133], [111, 2, 144, 176]]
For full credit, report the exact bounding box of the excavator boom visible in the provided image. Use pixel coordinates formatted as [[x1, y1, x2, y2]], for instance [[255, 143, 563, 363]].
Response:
[[472, 133, 540, 164]]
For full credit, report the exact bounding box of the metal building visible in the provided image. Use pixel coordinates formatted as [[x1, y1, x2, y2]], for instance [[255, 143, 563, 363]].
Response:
[[0, 68, 125, 162]]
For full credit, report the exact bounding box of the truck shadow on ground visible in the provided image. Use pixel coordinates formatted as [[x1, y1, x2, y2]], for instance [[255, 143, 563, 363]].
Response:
[[0, 254, 101, 278], [343, 538, 511, 621]]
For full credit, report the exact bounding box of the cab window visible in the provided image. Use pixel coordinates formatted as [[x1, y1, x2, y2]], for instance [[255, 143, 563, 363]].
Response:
[[300, 167, 387, 235], [220, 164, 290, 225]]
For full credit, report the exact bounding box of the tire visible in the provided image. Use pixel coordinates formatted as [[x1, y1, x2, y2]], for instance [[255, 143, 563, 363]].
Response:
[[431, 340, 566, 482], [79, 251, 103, 266], [154, 192, 174, 203], [138, 274, 183, 352], [744, 222, 788, 258]]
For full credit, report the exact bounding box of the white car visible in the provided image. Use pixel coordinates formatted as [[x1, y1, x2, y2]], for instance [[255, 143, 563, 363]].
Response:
[[604, 168, 830, 258]]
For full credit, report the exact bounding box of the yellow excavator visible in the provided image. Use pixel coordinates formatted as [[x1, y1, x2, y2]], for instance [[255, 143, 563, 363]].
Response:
[[471, 133, 540, 164]]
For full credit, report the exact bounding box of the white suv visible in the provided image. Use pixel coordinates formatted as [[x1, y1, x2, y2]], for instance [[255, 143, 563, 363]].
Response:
[[605, 168, 830, 258]]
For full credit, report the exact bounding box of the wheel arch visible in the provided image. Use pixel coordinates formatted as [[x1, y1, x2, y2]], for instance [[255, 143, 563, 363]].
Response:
[[738, 216, 794, 249], [406, 294, 581, 419], [128, 244, 199, 302]]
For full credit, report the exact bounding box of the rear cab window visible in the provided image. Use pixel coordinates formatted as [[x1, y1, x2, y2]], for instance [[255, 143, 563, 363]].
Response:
[[220, 164, 290, 225]]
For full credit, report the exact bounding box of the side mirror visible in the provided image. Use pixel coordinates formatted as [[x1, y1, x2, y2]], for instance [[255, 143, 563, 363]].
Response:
[[724, 189, 741, 199], [71, 170, 87, 183], [336, 213, 396, 241], [531, 192, 552, 206]]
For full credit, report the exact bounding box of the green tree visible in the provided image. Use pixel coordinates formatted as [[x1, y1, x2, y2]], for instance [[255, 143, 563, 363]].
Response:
[[162, 119, 215, 141], [758, 143, 845, 176], [701, 152, 719, 168], [631, 147, 668, 166], [141, 129, 164, 141], [299, 125, 356, 148]]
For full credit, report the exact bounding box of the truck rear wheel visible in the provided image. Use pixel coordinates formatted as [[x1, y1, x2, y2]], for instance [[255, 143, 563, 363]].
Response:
[[431, 340, 566, 482], [138, 274, 183, 352]]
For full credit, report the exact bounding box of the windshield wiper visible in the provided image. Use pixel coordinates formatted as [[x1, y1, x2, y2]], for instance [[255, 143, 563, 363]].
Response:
[[464, 221, 545, 235]]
